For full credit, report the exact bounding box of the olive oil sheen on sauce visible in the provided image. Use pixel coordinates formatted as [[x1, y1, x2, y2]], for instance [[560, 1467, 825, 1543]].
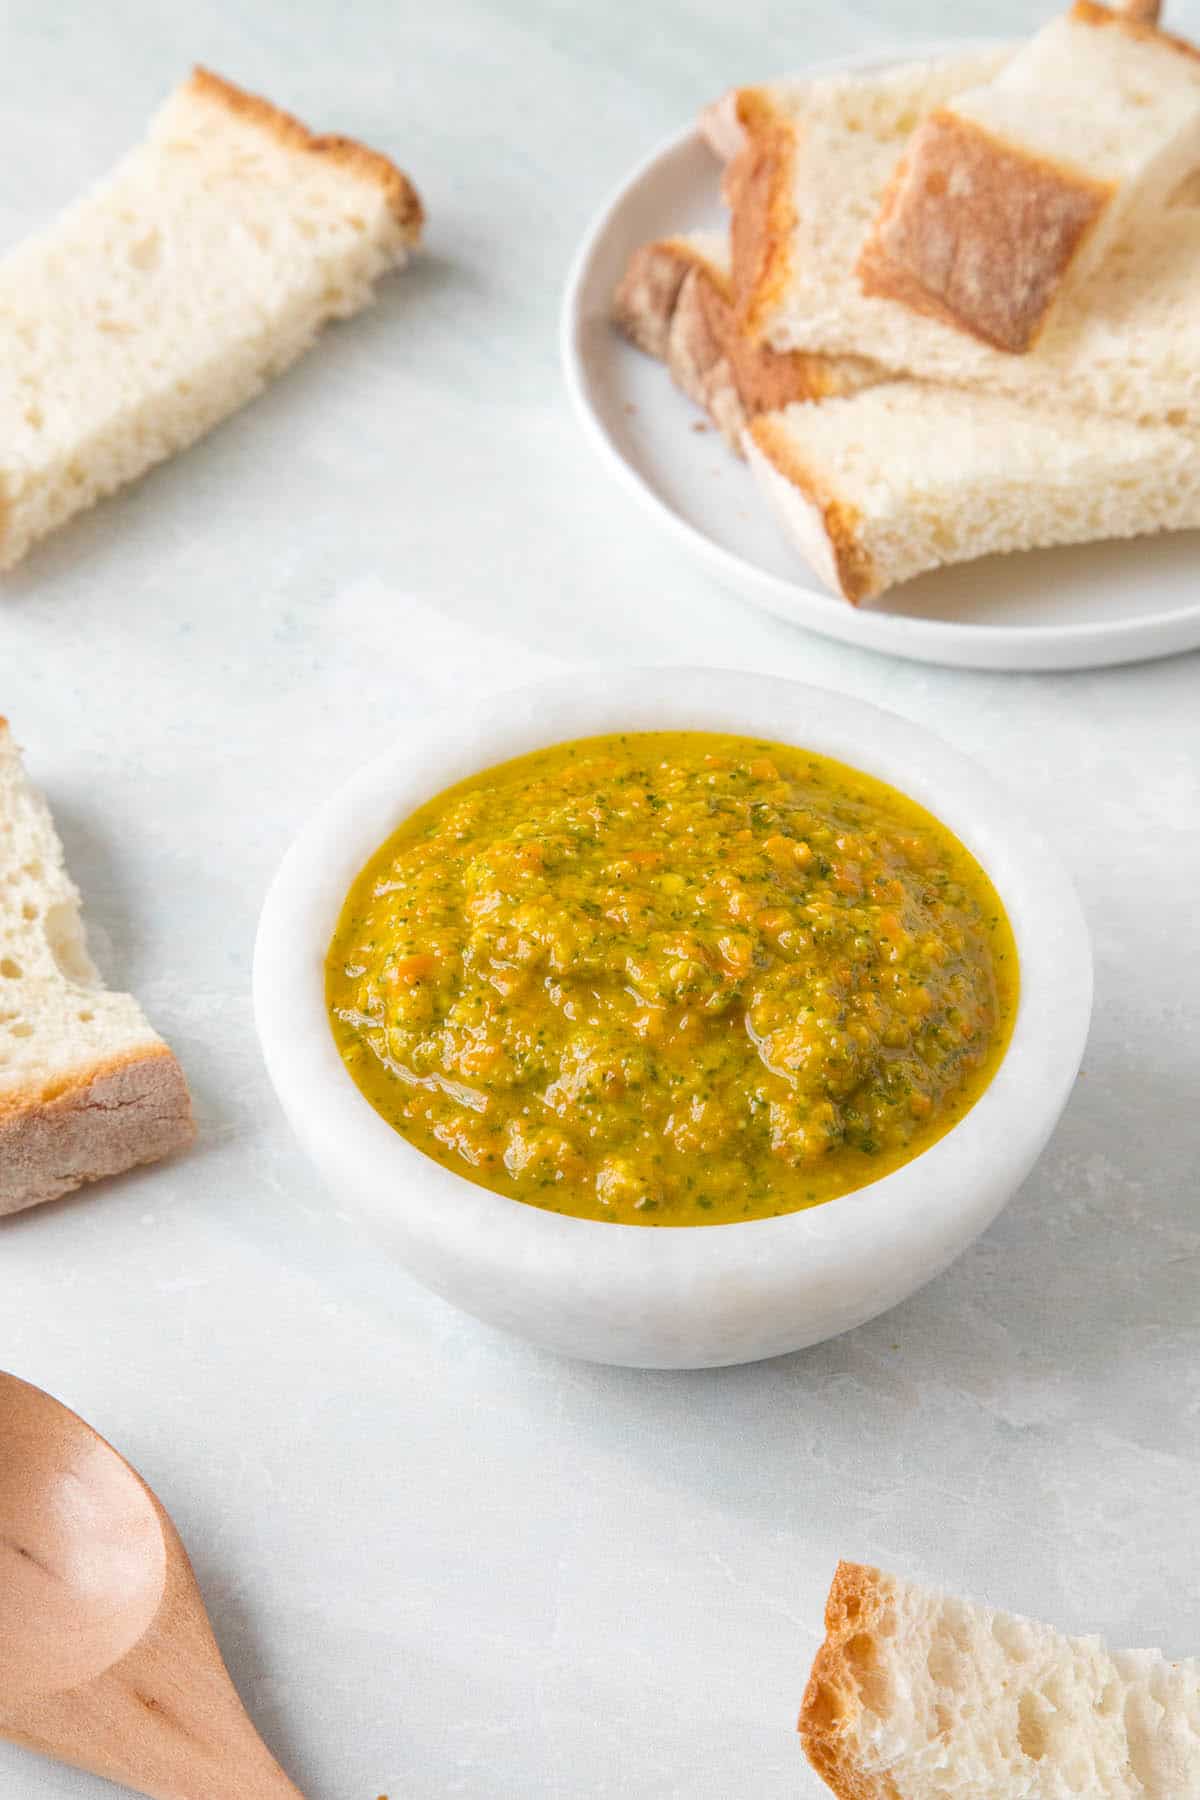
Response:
[[327, 732, 1017, 1225]]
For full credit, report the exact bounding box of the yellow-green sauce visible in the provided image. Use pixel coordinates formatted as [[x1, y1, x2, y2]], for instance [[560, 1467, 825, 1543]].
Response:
[[326, 732, 1018, 1226]]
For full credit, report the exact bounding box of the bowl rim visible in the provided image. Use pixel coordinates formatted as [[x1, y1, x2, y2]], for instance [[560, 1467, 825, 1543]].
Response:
[[253, 667, 1093, 1285]]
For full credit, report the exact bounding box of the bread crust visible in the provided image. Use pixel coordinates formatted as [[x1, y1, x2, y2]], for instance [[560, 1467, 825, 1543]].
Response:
[[746, 416, 877, 602], [698, 89, 747, 163], [859, 6, 1200, 352], [664, 267, 746, 447], [725, 101, 800, 346], [185, 66, 424, 242], [611, 238, 701, 358], [692, 267, 872, 415], [614, 239, 879, 452], [0, 1045, 195, 1216], [799, 1562, 902, 1800], [1072, 0, 1200, 63], [858, 110, 1113, 353]]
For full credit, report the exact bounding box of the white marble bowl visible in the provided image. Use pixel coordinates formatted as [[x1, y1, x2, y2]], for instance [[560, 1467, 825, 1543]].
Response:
[[253, 669, 1092, 1368]]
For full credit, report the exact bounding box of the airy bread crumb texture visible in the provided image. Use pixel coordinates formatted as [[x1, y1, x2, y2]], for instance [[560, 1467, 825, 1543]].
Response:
[[801, 1561, 1200, 1799], [724, 49, 1011, 346], [0, 721, 193, 1214], [730, 44, 1200, 423], [745, 383, 1200, 602], [859, 4, 1200, 351], [613, 234, 882, 453], [0, 67, 423, 571]]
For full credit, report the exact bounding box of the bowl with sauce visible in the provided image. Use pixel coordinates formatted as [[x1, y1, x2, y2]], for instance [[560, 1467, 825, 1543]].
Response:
[[254, 669, 1091, 1368]]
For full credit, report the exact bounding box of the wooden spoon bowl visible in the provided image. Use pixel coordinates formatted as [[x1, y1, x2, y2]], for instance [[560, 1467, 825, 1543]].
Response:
[[0, 1372, 305, 1800]]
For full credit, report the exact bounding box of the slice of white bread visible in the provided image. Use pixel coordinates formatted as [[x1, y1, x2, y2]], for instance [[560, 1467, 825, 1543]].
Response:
[[0, 68, 423, 571], [721, 49, 1010, 332], [612, 233, 882, 452], [0, 722, 194, 1215], [612, 232, 732, 361], [801, 1561, 1200, 1798], [745, 382, 1200, 602], [859, 3, 1200, 352], [700, 47, 1012, 167], [729, 45, 1200, 425], [700, 77, 822, 165]]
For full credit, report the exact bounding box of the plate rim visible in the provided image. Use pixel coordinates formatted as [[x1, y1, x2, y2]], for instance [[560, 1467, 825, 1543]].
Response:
[[560, 39, 1200, 673]]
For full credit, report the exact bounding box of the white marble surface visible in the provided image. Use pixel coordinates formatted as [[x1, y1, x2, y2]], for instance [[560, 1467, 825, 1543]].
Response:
[[2, 2, 1198, 1795]]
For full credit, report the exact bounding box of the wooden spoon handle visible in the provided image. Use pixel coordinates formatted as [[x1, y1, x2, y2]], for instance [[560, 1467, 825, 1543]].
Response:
[[0, 1373, 310, 1800], [0, 1503, 310, 1800], [5, 1659, 309, 1800]]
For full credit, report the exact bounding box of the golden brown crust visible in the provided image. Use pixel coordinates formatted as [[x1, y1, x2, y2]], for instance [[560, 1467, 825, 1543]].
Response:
[[674, 267, 880, 450], [0, 1042, 163, 1119], [614, 238, 880, 454], [730, 86, 790, 144], [858, 110, 1113, 353], [798, 1563, 902, 1800], [0, 1046, 195, 1216], [693, 266, 864, 413], [747, 417, 877, 603], [1170, 166, 1200, 206], [612, 239, 720, 359], [725, 103, 800, 346], [1072, 0, 1200, 64], [185, 66, 424, 242], [663, 267, 745, 445]]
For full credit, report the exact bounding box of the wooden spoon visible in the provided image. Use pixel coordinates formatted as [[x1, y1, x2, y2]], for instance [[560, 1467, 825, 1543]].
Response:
[[0, 1370, 306, 1800]]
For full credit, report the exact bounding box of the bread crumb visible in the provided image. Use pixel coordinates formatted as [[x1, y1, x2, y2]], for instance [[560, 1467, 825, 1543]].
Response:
[[0, 70, 422, 571], [691, 420, 708, 433]]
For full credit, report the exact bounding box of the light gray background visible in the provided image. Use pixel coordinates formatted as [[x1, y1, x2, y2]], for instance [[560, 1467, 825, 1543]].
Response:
[[2, 1, 1198, 1794]]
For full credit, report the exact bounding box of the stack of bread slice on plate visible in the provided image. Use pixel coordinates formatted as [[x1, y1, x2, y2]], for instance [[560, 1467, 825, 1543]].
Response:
[[613, 2, 1200, 605]]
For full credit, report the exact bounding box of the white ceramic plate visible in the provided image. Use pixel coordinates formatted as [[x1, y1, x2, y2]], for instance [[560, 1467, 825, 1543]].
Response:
[[561, 45, 1200, 672]]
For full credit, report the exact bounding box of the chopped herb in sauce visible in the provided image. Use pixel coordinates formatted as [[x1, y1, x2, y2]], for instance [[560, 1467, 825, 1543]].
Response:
[[326, 732, 1018, 1226]]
